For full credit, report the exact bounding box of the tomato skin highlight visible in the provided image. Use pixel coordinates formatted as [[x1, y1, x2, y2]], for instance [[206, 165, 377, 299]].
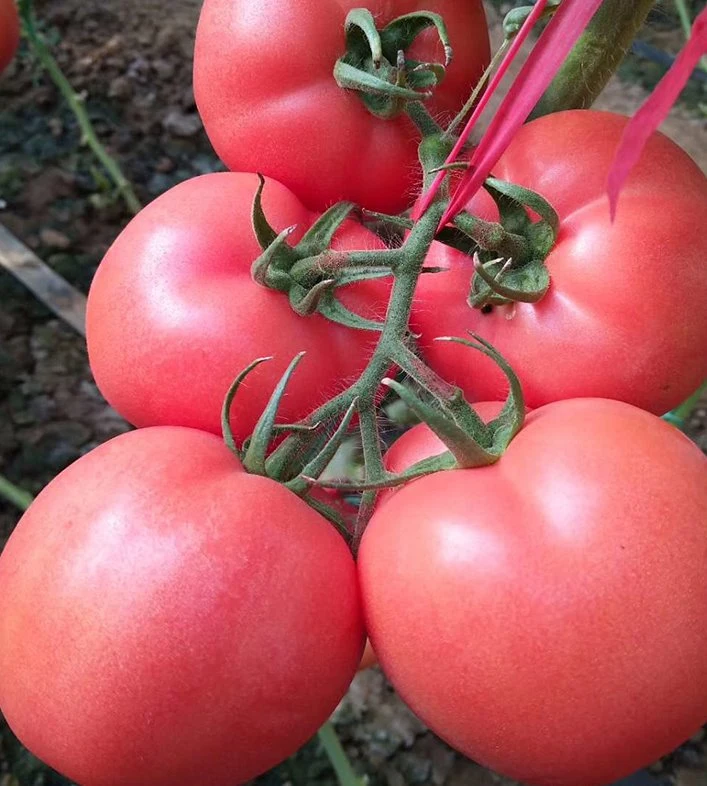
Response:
[[193, 0, 490, 213], [359, 398, 707, 786], [0, 426, 364, 786], [0, 0, 20, 75], [86, 172, 388, 441], [413, 110, 707, 415], [360, 402, 509, 672]]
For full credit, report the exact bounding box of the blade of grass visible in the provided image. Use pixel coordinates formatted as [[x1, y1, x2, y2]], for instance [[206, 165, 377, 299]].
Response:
[[0, 475, 33, 512], [318, 722, 365, 786], [17, 0, 141, 215], [674, 0, 707, 71]]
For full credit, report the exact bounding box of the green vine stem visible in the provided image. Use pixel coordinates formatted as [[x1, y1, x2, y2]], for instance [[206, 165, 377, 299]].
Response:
[[674, 0, 707, 72], [318, 722, 365, 786], [530, 0, 656, 118], [664, 381, 706, 431], [443, 39, 509, 140], [267, 199, 446, 489], [17, 0, 142, 215], [0, 474, 33, 512]]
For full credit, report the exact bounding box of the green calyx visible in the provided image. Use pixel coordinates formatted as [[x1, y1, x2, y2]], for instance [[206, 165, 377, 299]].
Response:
[[437, 177, 560, 311], [419, 129, 561, 311], [306, 335, 525, 494], [333, 8, 452, 122], [502, 0, 561, 38], [220, 354, 356, 541], [250, 175, 396, 331], [227, 192, 528, 540]]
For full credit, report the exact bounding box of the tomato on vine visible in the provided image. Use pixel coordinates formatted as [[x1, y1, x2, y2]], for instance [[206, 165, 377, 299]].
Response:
[[193, 0, 491, 213], [360, 397, 707, 786], [359, 400, 511, 672], [413, 110, 707, 415], [87, 172, 389, 441], [3, 3, 707, 785], [0, 426, 364, 786]]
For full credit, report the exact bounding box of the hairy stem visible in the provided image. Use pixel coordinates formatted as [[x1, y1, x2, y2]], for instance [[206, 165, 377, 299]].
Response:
[[444, 39, 509, 140], [530, 0, 656, 118], [266, 202, 444, 489]]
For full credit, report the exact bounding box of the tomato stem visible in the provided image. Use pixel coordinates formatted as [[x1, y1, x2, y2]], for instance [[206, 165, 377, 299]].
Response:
[[663, 381, 706, 431], [263, 201, 446, 493], [530, 0, 656, 118], [406, 100, 443, 136], [255, 192, 525, 536], [0, 474, 34, 512], [444, 38, 509, 140]]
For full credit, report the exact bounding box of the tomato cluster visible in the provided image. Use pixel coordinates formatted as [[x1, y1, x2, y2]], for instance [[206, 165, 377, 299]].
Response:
[[1, 2, 707, 786]]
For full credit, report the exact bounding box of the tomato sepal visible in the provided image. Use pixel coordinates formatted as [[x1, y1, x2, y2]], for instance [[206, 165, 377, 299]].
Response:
[[306, 334, 526, 495], [486, 177, 560, 240], [298, 202, 357, 257], [317, 289, 386, 332], [381, 377, 499, 467], [444, 176, 560, 310], [439, 333, 526, 452], [220, 356, 275, 461], [287, 399, 360, 495], [251, 180, 394, 326], [333, 7, 452, 123], [242, 353, 307, 475], [469, 253, 550, 307]]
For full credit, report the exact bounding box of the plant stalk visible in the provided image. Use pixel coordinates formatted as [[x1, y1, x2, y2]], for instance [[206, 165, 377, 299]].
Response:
[[266, 201, 445, 498], [673, 0, 707, 72], [318, 722, 364, 786], [664, 381, 706, 431], [444, 39, 509, 140], [18, 0, 142, 215], [530, 0, 656, 118], [0, 475, 33, 512]]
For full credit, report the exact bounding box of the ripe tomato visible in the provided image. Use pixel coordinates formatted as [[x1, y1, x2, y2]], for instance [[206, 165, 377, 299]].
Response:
[[193, 0, 490, 213], [0, 427, 364, 786], [413, 110, 707, 415], [309, 490, 376, 672], [359, 401, 508, 673], [359, 398, 707, 786], [87, 172, 388, 441], [0, 0, 20, 75]]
